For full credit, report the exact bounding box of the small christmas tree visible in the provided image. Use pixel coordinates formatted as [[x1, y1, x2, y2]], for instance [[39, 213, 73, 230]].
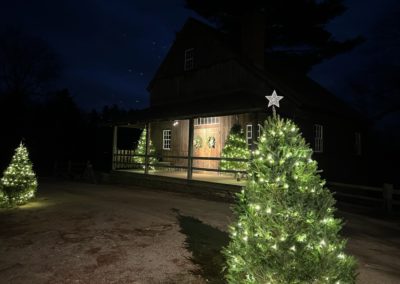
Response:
[[220, 124, 251, 180], [223, 92, 356, 283], [133, 128, 157, 169], [1, 142, 38, 205]]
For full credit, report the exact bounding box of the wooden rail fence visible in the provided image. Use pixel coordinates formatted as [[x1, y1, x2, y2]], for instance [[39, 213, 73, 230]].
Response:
[[328, 182, 399, 213], [113, 149, 399, 212]]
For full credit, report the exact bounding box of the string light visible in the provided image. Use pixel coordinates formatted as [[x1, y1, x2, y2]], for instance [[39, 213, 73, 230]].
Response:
[[0, 143, 37, 205], [338, 253, 345, 259], [133, 128, 157, 169], [220, 124, 250, 175], [296, 234, 307, 242], [223, 114, 356, 283]]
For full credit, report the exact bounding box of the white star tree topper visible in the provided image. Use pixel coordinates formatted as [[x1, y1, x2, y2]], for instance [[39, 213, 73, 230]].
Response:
[[266, 90, 284, 116], [266, 90, 283, 108]]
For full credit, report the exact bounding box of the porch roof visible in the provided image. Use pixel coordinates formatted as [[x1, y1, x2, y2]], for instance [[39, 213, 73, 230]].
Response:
[[115, 91, 269, 126]]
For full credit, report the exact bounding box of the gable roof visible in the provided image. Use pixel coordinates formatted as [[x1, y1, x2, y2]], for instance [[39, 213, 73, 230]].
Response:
[[144, 17, 364, 123], [148, 17, 238, 90]]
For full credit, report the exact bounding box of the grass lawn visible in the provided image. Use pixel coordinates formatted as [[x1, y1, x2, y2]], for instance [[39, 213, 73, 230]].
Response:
[[0, 179, 400, 283]]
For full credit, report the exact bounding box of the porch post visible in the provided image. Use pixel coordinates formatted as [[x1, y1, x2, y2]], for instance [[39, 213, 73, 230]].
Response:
[[187, 118, 194, 180], [112, 125, 118, 170], [144, 123, 150, 174]]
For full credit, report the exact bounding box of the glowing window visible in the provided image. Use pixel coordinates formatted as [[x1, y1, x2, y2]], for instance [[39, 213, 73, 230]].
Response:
[[163, 129, 171, 150], [194, 117, 220, 126]]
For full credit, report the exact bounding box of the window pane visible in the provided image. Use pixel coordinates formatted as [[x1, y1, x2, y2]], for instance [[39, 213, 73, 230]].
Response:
[[163, 130, 171, 150], [184, 48, 194, 71], [246, 124, 252, 145], [194, 117, 220, 125], [314, 124, 323, 152]]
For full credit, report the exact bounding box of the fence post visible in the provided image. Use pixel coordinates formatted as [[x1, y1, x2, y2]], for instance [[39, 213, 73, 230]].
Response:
[[84, 160, 97, 184], [187, 118, 194, 180], [383, 183, 393, 213], [144, 123, 150, 175], [112, 126, 118, 170]]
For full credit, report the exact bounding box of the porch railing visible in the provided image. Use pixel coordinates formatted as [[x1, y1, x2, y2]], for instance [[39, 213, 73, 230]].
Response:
[[112, 150, 247, 174], [113, 149, 399, 212]]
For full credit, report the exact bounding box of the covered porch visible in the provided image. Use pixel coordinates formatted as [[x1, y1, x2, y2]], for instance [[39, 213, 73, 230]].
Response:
[[111, 118, 253, 187], [110, 94, 272, 187]]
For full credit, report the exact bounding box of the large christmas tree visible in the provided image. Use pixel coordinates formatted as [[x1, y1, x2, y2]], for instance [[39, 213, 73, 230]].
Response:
[[223, 93, 357, 283], [220, 124, 251, 179], [0, 142, 38, 205], [133, 128, 157, 169]]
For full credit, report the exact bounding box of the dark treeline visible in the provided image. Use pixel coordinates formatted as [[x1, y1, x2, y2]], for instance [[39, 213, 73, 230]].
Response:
[[0, 88, 136, 175], [0, 28, 138, 175]]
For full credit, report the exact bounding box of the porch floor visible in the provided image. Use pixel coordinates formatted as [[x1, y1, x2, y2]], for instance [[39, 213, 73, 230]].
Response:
[[117, 169, 247, 186]]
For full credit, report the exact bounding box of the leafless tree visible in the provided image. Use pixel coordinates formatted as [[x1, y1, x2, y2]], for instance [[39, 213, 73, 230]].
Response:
[[0, 28, 61, 101]]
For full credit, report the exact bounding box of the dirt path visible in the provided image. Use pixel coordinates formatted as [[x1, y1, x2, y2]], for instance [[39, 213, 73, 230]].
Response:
[[0, 180, 399, 283]]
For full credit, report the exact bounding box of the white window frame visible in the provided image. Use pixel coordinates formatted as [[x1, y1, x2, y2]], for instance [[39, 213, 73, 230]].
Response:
[[314, 124, 323, 153], [184, 48, 194, 71], [246, 124, 262, 145], [194, 116, 220, 126], [355, 132, 362, 156], [246, 124, 252, 145], [162, 129, 171, 150]]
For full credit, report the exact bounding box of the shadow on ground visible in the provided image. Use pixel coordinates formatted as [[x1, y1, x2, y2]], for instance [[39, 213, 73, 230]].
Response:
[[172, 208, 229, 283]]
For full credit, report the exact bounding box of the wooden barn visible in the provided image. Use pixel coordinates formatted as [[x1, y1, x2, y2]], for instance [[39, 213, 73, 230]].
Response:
[[111, 17, 367, 185]]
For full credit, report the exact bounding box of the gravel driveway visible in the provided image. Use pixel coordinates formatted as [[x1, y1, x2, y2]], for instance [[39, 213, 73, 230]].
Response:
[[0, 179, 399, 283]]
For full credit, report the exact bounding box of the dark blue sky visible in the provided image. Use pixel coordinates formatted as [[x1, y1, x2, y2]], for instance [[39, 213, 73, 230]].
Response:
[[1, 0, 399, 116], [310, 0, 399, 99]]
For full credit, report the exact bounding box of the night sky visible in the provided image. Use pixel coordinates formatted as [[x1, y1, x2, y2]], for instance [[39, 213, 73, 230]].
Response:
[[1, 0, 399, 116]]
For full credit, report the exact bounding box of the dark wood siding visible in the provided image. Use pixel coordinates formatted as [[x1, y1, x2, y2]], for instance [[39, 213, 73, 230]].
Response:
[[150, 59, 266, 106], [142, 18, 368, 183]]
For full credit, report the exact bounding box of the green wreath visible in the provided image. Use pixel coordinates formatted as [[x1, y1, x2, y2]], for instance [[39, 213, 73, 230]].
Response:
[[194, 136, 202, 149], [207, 136, 216, 148]]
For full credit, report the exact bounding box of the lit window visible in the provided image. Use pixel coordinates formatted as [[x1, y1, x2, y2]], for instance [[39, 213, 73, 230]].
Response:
[[184, 48, 194, 71], [314, 124, 323, 153], [355, 132, 362, 155], [163, 130, 171, 150], [194, 117, 220, 126]]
